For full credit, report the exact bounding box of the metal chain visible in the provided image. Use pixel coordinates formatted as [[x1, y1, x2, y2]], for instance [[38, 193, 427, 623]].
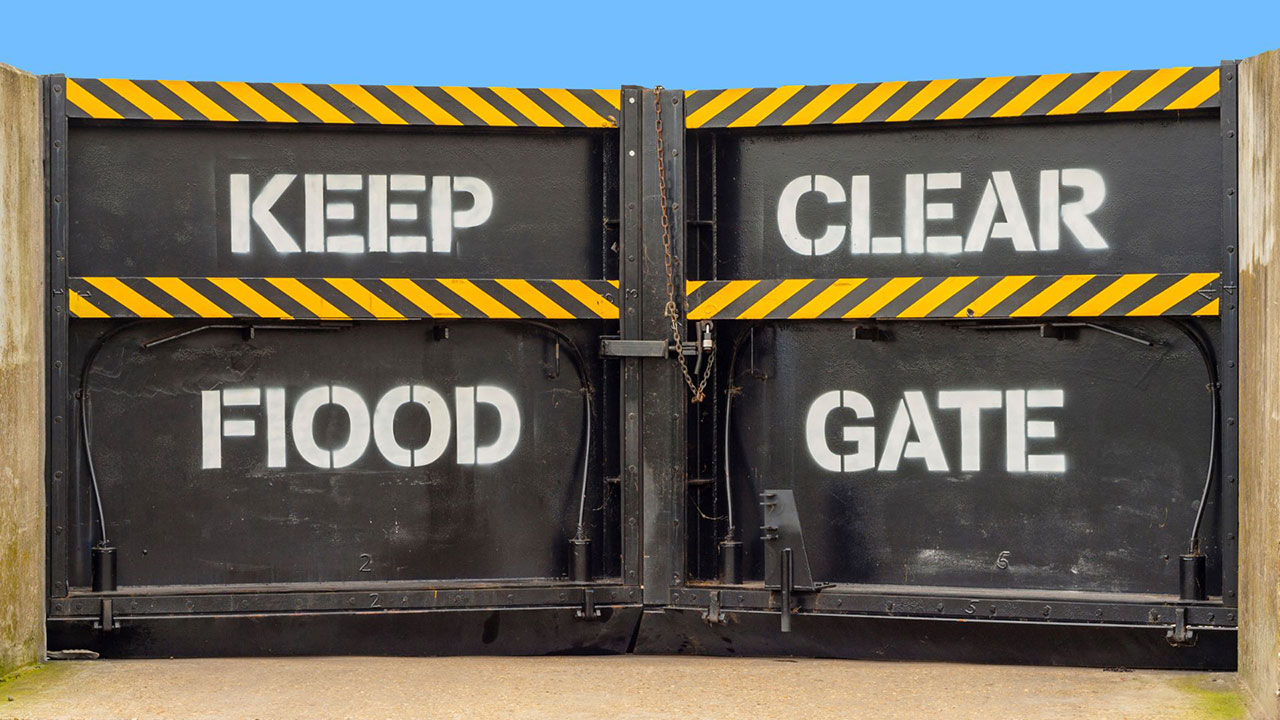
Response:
[[653, 87, 714, 403]]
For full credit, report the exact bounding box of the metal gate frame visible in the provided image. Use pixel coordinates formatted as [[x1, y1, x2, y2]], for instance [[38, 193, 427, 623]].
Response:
[[652, 64, 1241, 646], [42, 76, 648, 654], [43, 66, 1241, 659]]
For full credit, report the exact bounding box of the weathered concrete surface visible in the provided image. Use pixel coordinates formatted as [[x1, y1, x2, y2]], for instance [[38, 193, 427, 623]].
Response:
[[1240, 47, 1280, 720], [0, 657, 1247, 720], [0, 63, 45, 677]]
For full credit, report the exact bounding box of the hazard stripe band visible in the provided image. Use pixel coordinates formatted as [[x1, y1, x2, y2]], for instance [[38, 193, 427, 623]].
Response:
[[65, 79, 622, 128], [686, 273, 1221, 320], [70, 274, 1219, 321], [69, 277, 620, 321], [686, 66, 1220, 129], [66, 66, 1217, 129]]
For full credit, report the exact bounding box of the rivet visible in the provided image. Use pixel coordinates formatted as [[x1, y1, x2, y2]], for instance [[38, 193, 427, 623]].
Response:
[[628, 97, 635, 104], [628, 150, 636, 157]]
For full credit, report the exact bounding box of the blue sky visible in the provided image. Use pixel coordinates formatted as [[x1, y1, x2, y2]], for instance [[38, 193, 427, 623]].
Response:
[[3, 0, 1278, 88]]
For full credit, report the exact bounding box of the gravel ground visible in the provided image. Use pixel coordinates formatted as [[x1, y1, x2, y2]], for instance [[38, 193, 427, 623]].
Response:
[[0, 655, 1246, 720]]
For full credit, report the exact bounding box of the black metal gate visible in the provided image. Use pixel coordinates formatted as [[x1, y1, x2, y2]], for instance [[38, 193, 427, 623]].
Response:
[[46, 66, 1239, 667]]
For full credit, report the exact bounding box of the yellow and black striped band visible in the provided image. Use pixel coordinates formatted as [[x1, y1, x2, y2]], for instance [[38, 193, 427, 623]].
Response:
[[686, 66, 1220, 129], [68, 277, 620, 321], [686, 273, 1220, 320], [68, 273, 1220, 321], [65, 78, 621, 128]]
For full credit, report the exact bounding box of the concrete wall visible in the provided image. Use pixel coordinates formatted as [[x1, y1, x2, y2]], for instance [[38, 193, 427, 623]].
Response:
[[1240, 47, 1280, 720], [0, 63, 45, 676]]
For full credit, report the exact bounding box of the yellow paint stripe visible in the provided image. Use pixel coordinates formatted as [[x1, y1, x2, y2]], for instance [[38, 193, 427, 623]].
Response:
[[218, 82, 296, 122], [686, 280, 706, 295], [382, 279, 459, 318], [886, 79, 956, 122], [1047, 71, 1127, 115], [728, 85, 804, 127], [737, 279, 813, 319], [899, 276, 978, 318], [688, 280, 759, 320], [150, 277, 231, 318], [99, 79, 181, 120], [265, 278, 348, 319], [783, 84, 855, 126], [607, 279, 620, 289], [442, 87, 516, 126], [83, 277, 171, 317], [687, 88, 752, 128], [497, 279, 573, 319], [595, 89, 621, 110], [209, 278, 291, 319], [68, 289, 109, 318], [1166, 69, 1220, 110], [331, 84, 406, 125], [791, 279, 865, 319], [992, 74, 1070, 117], [541, 88, 611, 127], [326, 278, 405, 319], [274, 83, 352, 123], [491, 88, 561, 127], [957, 276, 1035, 317], [158, 80, 237, 121], [441, 279, 519, 318], [1128, 273, 1218, 316], [835, 81, 908, 124], [386, 86, 462, 125], [1108, 67, 1190, 113], [845, 277, 921, 318], [65, 80, 122, 119], [1010, 275, 1094, 317], [553, 279, 619, 319], [1194, 297, 1220, 316], [935, 76, 1013, 120], [1068, 274, 1155, 316]]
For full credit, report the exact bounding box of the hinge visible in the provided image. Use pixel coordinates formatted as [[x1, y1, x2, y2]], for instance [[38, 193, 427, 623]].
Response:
[[701, 590, 727, 625], [1166, 607, 1197, 647], [575, 588, 602, 621], [93, 597, 119, 633]]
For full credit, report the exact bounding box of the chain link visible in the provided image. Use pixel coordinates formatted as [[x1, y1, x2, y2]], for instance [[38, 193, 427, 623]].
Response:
[[653, 88, 714, 403]]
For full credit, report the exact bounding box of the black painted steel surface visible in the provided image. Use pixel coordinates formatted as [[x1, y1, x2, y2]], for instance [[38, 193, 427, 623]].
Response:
[[47, 75, 1237, 667]]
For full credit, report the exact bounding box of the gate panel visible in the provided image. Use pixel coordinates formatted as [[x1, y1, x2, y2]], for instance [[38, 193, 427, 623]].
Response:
[[47, 76, 635, 656], [671, 65, 1238, 665], [726, 320, 1219, 595], [69, 322, 609, 588]]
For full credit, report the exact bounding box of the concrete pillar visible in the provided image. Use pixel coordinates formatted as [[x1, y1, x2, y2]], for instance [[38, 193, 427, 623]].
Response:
[[1240, 47, 1280, 719], [0, 63, 45, 676]]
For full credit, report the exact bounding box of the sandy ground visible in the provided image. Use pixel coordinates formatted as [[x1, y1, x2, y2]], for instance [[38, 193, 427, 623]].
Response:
[[0, 655, 1246, 720]]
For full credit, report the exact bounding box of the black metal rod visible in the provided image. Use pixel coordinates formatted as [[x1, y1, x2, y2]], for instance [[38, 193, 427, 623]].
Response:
[[570, 537, 592, 583], [1180, 553, 1207, 601], [719, 539, 743, 584], [780, 547, 793, 633], [92, 544, 117, 592]]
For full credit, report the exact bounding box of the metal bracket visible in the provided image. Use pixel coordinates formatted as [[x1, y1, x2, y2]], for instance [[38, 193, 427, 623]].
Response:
[[1166, 607, 1197, 647], [759, 489, 830, 632], [575, 588, 602, 621], [599, 337, 703, 358], [600, 338, 667, 358], [701, 590, 727, 625], [93, 598, 119, 633]]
